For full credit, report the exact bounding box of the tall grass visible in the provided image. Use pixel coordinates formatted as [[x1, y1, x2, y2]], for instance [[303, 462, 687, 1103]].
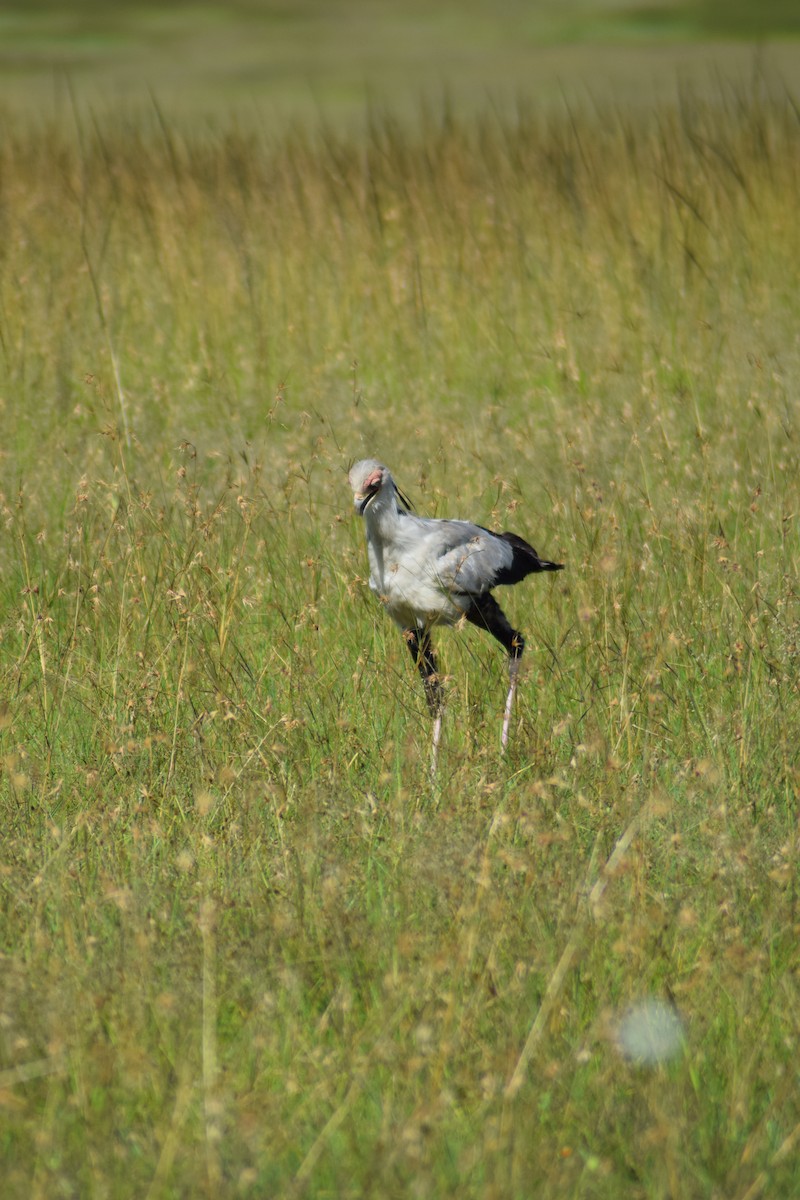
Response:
[[1, 78, 799, 1197]]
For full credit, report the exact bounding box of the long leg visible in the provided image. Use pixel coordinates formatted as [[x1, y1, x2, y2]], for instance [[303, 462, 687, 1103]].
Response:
[[404, 627, 443, 772], [464, 594, 525, 750]]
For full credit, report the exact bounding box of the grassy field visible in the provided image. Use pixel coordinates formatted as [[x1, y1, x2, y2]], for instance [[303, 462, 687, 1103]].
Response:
[[1, 44, 800, 1200]]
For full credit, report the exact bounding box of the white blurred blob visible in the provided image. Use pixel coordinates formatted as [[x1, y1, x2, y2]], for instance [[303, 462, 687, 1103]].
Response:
[[615, 998, 685, 1066]]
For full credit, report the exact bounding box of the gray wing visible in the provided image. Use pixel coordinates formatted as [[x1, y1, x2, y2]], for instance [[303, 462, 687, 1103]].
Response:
[[412, 517, 515, 598]]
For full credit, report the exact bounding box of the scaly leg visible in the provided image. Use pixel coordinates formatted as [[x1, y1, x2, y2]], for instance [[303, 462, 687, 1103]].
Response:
[[465, 595, 525, 751], [404, 628, 443, 771], [431, 710, 443, 776], [501, 647, 522, 750]]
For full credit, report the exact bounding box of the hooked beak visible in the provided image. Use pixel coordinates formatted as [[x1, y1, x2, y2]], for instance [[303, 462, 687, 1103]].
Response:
[[355, 469, 383, 515]]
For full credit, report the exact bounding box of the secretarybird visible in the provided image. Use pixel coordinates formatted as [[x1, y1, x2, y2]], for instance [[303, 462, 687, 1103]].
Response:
[[349, 458, 563, 765]]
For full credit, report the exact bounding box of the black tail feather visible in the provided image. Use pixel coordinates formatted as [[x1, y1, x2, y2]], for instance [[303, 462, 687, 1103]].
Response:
[[490, 530, 564, 586]]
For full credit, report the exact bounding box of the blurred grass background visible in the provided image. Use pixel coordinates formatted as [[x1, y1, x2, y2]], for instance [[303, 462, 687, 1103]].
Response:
[[1, 4, 799, 1198], [1, 1, 800, 127]]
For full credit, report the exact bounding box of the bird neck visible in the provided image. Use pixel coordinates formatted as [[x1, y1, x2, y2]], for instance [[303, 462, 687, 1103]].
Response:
[[364, 487, 402, 540]]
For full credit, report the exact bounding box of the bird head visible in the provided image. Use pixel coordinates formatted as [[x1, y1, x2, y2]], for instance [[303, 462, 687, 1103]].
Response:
[[349, 459, 390, 516]]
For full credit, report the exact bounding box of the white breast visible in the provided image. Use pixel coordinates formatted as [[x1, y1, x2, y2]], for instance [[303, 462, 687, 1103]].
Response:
[[367, 526, 468, 630]]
